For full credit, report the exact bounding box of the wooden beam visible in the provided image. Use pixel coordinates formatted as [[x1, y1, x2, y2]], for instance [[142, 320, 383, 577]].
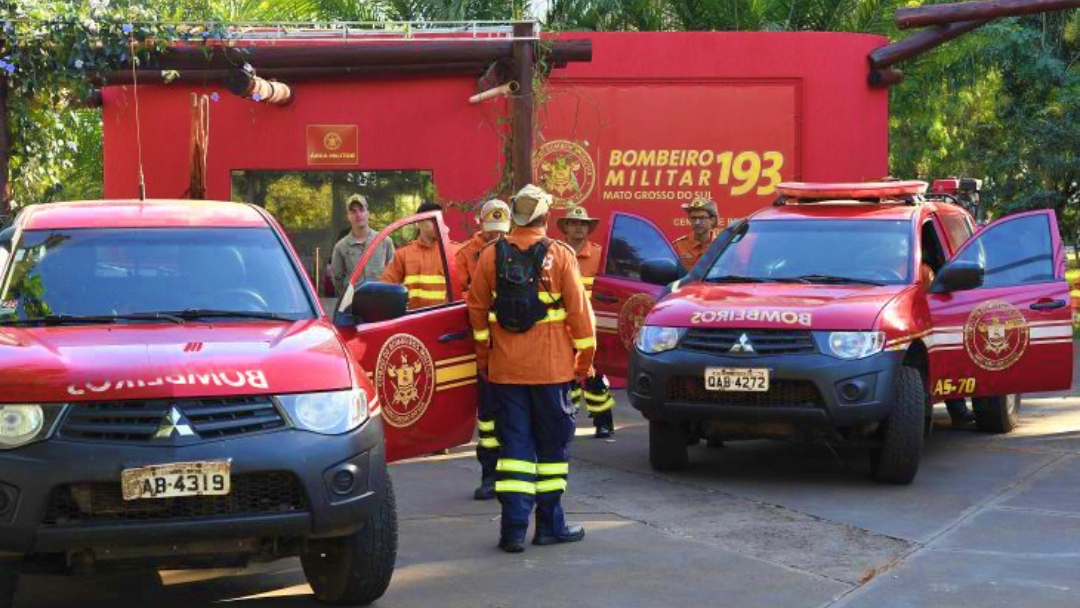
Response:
[[511, 22, 535, 193], [869, 19, 991, 70], [0, 74, 8, 220], [94, 61, 494, 85], [868, 68, 905, 87], [897, 0, 1080, 30]]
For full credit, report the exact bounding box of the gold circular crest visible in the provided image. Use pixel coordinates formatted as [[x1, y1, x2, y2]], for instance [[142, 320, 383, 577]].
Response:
[[323, 132, 343, 151], [533, 140, 596, 210], [963, 300, 1030, 371], [375, 333, 435, 428], [618, 293, 658, 351]]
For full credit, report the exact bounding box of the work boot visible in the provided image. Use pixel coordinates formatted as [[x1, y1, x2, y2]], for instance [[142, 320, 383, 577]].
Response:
[[946, 399, 976, 429], [706, 437, 725, 448], [532, 524, 586, 546], [594, 425, 614, 439], [498, 537, 525, 553], [473, 480, 496, 501]]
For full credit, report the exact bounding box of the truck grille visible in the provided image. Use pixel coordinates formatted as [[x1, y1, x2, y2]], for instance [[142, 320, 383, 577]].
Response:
[[59, 396, 286, 443], [680, 329, 816, 356], [42, 472, 307, 525], [667, 376, 824, 408]]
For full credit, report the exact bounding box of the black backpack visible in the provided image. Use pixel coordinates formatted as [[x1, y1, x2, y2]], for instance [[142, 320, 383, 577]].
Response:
[[493, 238, 559, 333]]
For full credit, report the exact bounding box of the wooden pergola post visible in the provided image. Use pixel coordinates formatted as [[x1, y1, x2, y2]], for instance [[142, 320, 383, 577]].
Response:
[[0, 40, 9, 221], [511, 21, 535, 193]]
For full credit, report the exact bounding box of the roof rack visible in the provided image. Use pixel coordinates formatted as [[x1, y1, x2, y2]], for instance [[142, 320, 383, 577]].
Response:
[[772, 181, 928, 207]]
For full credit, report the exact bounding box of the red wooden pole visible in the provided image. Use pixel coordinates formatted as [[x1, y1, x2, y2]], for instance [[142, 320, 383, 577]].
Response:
[[897, 0, 1080, 30], [511, 22, 535, 193]]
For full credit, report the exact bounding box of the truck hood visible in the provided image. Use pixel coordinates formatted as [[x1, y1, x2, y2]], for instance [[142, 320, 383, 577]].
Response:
[[0, 320, 352, 403], [649, 282, 905, 330]]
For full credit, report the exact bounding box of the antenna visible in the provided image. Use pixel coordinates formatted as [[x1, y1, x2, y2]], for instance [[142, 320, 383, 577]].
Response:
[[129, 38, 147, 200]]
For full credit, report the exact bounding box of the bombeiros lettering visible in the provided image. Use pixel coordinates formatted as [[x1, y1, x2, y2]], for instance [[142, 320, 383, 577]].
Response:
[[605, 149, 784, 197], [690, 309, 812, 327], [67, 370, 269, 396]]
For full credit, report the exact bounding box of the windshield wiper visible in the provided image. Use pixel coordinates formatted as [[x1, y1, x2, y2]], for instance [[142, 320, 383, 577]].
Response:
[[0, 312, 185, 326], [795, 274, 886, 286], [706, 275, 772, 284], [164, 309, 293, 322]]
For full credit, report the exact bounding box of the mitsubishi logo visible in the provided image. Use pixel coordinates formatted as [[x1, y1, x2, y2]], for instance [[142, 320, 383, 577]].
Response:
[[154, 407, 196, 439], [729, 334, 755, 354]]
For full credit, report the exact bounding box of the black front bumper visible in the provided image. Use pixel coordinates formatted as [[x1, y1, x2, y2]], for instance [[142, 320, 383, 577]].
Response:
[[0, 417, 387, 555], [629, 346, 906, 430]]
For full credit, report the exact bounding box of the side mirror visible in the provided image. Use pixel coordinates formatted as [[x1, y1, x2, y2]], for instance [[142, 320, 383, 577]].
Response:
[[351, 282, 408, 323], [931, 261, 984, 294], [641, 258, 681, 287]]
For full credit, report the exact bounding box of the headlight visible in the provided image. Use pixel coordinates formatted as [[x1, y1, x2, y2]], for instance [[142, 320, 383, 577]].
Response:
[[827, 331, 886, 360], [636, 326, 686, 354], [0, 404, 66, 450], [277, 388, 368, 435]]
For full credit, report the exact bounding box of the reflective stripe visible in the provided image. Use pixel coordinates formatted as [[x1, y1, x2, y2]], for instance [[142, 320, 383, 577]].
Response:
[[581, 277, 595, 286], [403, 275, 447, 285], [408, 288, 447, 300], [535, 479, 568, 493], [477, 420, 496, 432], [473, 329, 490, 341], [585, 290, 593, 299], [536, 462, 569, 476], [587, 398, 615, 414], [584, 391, 610, 404], [573, 336, 597, 349], [488, 311, 497, 323], [538, 292, 562, 305], [497, 459, 537, 474], [569, 388, 583, 398], [495, 480, 535, 495], [538, 309, 568, 324], [479, 437, 501, 449]]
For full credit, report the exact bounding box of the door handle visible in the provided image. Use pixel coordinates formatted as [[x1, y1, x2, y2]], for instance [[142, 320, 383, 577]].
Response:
[[594, 293, 619, 303], [438, 330, 471, 342], [1030, 299, 1068, 311]]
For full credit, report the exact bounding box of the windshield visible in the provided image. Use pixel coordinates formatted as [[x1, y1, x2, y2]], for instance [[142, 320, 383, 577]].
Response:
[[705, 219, 912, 285], [0, 228, 314, 323]]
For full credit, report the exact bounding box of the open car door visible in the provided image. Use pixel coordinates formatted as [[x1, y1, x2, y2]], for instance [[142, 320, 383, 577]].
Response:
[[928, 210, 1073, 403], [592, 212, 679, 387], [334, 211, 478, 462]]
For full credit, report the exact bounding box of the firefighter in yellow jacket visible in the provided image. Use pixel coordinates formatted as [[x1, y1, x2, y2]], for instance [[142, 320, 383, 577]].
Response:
[[467, 184, 595, 553]]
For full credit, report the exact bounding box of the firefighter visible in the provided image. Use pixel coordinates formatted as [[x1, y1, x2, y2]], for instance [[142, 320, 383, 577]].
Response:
[[467, 184, 595, 553], [331, 194, 395, 295], [673, 196, 720, 269], [455, 199, 511, 500], [556, 205, 616, 439], [380, 201, 449, 310]]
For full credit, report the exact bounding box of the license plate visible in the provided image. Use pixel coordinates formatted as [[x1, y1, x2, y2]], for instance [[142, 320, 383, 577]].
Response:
[[121, 461, 231, 501], [705, 368, 770, 392]]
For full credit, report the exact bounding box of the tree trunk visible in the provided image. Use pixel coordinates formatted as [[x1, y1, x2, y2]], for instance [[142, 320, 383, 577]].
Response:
[[511, 22, 535, 193]]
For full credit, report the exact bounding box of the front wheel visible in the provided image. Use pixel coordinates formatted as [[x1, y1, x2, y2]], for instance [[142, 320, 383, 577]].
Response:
[[649, 420, 689, 471], [0, 560, 18, 608], [973, 394, 1021, 433], [869, 365, 926, 485], [302, 468, 398, 606]]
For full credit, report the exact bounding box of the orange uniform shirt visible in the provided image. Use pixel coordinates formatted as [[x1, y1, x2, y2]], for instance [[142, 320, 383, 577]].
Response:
[[453, 232, 488, 297], [467, 227, 596, 385], [380, 238, 448, 309], [572, 240, 603, 299], [673, 229, 718, 269]]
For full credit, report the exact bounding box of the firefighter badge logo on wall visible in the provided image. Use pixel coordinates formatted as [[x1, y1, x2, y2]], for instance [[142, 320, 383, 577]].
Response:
[[323, 131, 343, 151], [963, 300, 1030, 371], [376, 333, 435, 428], [534, 140, 596, 209], [618, 293, 658, 351]]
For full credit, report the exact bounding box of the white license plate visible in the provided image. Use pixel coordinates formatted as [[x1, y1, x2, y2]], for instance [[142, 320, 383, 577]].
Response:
[[705, 368, 770, 392], [121, 461, 231, 501]]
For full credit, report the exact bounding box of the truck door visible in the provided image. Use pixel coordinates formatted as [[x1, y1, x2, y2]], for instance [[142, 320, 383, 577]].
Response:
[[928, 210, 1073, 398], [335, 212, 478, 462], [593, 212, 678, 387]]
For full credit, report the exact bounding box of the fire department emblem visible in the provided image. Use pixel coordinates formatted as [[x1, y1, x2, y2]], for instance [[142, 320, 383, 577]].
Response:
[[375, 333, 435, 428], [618, 293, 658, 351], [963, 300, 1030, 371], [323, 131, 343, 151], [533, 140, 596, 209]]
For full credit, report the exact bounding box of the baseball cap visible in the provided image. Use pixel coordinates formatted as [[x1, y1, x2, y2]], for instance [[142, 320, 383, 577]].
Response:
[[346, 194, 368, 211], [479, 199, 511, 232], [681, 196, 718, 218], [510, 184, 553, 227]]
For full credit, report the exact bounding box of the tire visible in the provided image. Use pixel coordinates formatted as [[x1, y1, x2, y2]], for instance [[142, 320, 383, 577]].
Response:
[[0, 560, 18, 608], [302, 467, 398, 606], [869, 365, 926, 485], [973, 394, 1021, 433], [649, 420, 689, 471]]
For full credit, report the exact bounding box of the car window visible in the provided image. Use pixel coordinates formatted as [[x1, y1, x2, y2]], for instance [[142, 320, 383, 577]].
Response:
[[0, 228, 314, 321], [604, 214, 678, 280], [345, 216, 451, 315], [921, 220, 948, 272], [953, 214, 1055, 288], [941, 214, 973, 251], [706, 219, 912, 284]]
